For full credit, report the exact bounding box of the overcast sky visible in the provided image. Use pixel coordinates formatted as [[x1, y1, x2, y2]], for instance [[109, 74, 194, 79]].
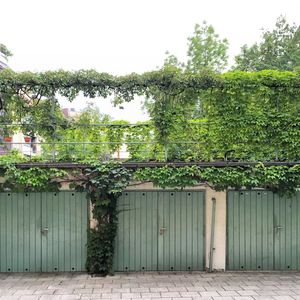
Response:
[[1, 0, 299, 120]]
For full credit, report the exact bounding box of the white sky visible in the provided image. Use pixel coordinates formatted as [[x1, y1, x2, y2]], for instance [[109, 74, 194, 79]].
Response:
[[1, 0, 300, 121]]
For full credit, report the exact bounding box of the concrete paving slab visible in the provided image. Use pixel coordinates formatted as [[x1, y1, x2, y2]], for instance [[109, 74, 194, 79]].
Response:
[[0, 272, 299, 299]]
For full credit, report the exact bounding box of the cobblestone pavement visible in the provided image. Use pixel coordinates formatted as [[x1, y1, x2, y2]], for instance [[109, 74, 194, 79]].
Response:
[[0, 272, 300, 300]]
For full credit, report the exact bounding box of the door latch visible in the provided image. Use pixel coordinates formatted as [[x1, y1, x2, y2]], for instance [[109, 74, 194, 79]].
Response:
[[274, 225, 283, 233], [160, 227, 167, 235], [41, 227, 49, 234]]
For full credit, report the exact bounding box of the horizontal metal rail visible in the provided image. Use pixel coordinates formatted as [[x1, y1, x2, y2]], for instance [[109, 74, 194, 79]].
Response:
[[0, 121, 209, 127], [6, 161, 300, 169], [0, 141, 207, 145]]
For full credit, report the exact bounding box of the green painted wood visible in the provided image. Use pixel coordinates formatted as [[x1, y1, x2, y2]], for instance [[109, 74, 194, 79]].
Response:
[[42, 192, 88, 272], [115, 191, 158, 271], [114, 190, 205, 272], [0, 193, 41, 272], [274, 192, 300, 270], [0, 192, 87, 273], [157, 191, 164, 271], [227, 190, 274, 270], [158, 191, 205, 271], [227, 190, 300, 270]]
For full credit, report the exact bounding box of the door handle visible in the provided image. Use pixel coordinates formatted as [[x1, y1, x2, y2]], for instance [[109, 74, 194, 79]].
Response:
[[274, 226, 283, 233], [42, 227, 49, 234], [160, 227, 167, 235]]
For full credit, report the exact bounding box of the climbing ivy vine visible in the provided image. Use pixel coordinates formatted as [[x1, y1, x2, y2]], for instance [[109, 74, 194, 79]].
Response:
[[75, 161, 131, 275], [1, 69, 299, 161], [134, 164, 300, 195]]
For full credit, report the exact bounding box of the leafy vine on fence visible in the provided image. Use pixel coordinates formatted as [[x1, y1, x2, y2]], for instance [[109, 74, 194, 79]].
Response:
[[134, 164, 300, 195], [1, 69, 299, 161]]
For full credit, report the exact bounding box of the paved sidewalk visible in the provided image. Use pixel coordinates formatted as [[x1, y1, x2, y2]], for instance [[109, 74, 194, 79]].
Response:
[[0, 272, 300, 300]]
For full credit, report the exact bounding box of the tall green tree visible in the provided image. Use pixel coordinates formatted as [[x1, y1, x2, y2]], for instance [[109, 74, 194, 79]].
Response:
[[144, 21, 229, 157], [163, 21, 229, 73], [186, 21, 229, 73], [234, 16, 300, 71]]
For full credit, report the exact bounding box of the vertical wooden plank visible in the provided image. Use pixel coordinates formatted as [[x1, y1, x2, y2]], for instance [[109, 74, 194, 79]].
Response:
[[36, 193, 42, 272], [42, 192, 47, 272], [256, 191, 263, 269], [250, 191, 257, 269], [191, 192, 198, 270], [52, 192, 59, 272], [261, 191, 268, 269], [239, 191, 245, 270], [134, 192, 141, 271], [147, 191, 153, 270], [141, 191, 147, 270], [267, 191, 274, 270], [41, 192, 48, 272], [277, 193, 285, 270], [244, 191, 251, 270], [0, 193, 8, 272], [152, 191, 158, 271], [116, 193, 124, 270], [198, 192, 206, 271], [47, 193, 54, 272], [29, 193, 35, 271], [81, 192, 88, 271], [273, 192, 280, 269], [70, 192, 76, 271], [123, 191, 130, 271], [290, 194, 296, 270], [180, 191, 187, 270], [186, 192, 193, 271], [281, 193, 287, 270], [174, 191, 181, 271], [65, 192, 72, 271], [23, 192, 30, 272], [157, 191, 164, 271], [75, 192, 82, 271], [58, 191, 65, 271], [129, 192, 136, 271], [169, 191, 175, 271], [280, 194, 287, 269], [285, 196, 297, 270], [17, 193, 24, 272], [261, 191, 267, 269], [162, 192, 169, 270], [11, 193, 18, 272]]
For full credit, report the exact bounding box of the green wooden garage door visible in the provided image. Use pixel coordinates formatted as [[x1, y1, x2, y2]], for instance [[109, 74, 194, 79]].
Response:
[[114, 190, 205, 271], [0, 192, 88, 272], [227, 190, 300, 270]]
